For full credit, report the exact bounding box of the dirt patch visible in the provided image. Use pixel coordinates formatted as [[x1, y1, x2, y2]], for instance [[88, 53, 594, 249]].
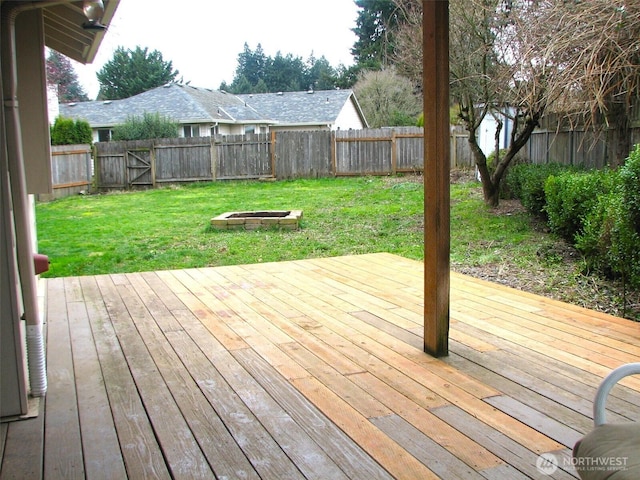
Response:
[[455, 197, 640, 321], [450, 168, 477, 184], [385, 170, 640, 320], [489, 198, 527, 216]]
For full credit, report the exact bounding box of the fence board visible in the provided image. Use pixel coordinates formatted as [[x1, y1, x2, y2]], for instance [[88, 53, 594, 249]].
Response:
[[335, 129, 393, 175], [275, 130, 333, 179], [214, 133, 272, 180], [40, 144, 92, 201], [154, 137, 213, 183], [75, 117, 640, 193], [394, 127, 425, 172]]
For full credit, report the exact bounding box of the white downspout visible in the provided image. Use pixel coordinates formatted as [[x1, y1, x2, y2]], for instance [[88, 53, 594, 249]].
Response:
[[1, 2, 47, 397]]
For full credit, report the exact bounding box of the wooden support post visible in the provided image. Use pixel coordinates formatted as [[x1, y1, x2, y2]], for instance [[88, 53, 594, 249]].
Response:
[[423, 0, 450, 357]]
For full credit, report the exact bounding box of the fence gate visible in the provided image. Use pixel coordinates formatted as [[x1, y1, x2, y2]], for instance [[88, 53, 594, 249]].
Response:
[[126, 149, 153, 188]]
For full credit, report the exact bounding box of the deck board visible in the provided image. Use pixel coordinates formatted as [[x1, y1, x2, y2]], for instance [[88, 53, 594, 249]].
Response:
[[80, 276, 171, 480], [4, 253, 640, 479]]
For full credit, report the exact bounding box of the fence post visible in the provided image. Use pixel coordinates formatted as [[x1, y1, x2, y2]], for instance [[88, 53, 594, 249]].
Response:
[[210, 135, 217, 181], [450, 127, 456, 168], [270, 130, 277, 178], [89, 143, 96, 192], [391, 129, 397, 175], [330, 130, 337, 176], [150, 142, 157, 188]]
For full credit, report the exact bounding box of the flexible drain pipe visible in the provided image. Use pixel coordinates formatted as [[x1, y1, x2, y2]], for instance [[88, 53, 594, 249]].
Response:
[[1, 2, 50, 397]]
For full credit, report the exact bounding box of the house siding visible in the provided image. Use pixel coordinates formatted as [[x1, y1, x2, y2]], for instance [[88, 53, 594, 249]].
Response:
[[335, 98, 366, 130]]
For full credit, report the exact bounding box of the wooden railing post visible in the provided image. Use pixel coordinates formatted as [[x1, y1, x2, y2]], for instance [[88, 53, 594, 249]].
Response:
[[423, 0, 450, 357]]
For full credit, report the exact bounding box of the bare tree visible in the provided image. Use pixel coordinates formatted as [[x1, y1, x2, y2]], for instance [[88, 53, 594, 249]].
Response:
[[394, 0, 559, 206], [533, 0, 640, 167], [393, 0, 640, 205], [391, 0, 423, 90], [353, 68, 422, 127], [452, 0, 551, 206]]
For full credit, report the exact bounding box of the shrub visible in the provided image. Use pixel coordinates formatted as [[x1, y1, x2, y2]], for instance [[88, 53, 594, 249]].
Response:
[[544, 168, 615, 241], [485, 149, 526, 199], [486, 149, 507, 172], [74, 120, 93, 144], [577, 192, 640, 288], [576, 145, 640, 288], [50, 117, 92, 145], [619, 144, 640, 232], [505, 162, 571, 217], [112, 112, 178, 141]]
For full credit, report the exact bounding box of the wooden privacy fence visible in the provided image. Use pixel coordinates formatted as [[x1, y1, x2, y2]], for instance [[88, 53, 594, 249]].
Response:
[[94, 127, 427, 191], [38, 144, 92, 201], [525, 129, 609, 168], [94, 137, 214, 190], [49, 122, 621, 197], [334, 127, 425, 175], [524, 121, 640, 168]]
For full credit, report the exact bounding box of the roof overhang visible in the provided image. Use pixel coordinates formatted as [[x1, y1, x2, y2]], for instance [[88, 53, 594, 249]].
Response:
[[41, 0, 119, 64], [348, 92, 369, 129]]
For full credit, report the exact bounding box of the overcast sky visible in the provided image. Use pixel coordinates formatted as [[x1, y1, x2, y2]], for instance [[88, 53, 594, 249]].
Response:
[[74, 0, 360, 98]]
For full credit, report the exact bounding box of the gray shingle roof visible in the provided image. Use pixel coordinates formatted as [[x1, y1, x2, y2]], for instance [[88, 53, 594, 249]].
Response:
[[237, 90, 355, 125], [59, 84, 269, 127], [58, 84, 358, 128]]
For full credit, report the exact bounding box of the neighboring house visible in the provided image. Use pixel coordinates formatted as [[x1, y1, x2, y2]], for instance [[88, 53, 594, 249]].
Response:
[[237, 90, 368, 132], [58, 83, 368, 142]]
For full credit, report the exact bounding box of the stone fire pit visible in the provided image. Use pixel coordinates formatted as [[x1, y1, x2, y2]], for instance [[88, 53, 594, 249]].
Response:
[[211, 210, 303, 230]]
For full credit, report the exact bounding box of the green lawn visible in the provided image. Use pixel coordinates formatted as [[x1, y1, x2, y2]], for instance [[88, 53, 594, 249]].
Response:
[[36, 176, 550, 278]]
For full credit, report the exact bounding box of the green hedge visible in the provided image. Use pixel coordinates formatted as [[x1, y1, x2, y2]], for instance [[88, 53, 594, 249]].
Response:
[[505, 162, 572, 217], [50, 117, 92, 145], [576, 146, 640, 287], [508, 146, 640, 288], [544, 169, 616, 241], [112, 112, 178, 141]]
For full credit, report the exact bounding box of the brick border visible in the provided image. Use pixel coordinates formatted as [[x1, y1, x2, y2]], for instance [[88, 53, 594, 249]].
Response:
[[210, 210, 303, 230]]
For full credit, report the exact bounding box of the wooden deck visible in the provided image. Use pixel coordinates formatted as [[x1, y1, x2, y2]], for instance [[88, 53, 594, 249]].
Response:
[[2, 253, 640, 479]]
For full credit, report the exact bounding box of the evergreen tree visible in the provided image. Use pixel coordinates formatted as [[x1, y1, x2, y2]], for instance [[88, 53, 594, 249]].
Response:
[[351, 0, 398, 70], [227, 74, 253, 94], [305, 54, 338, 91], [253, 79, 269, 93], [235, 43, 268, 87], [96, 46, 180, 100], [265, 52, 306, 92], [221, 44, 350, 93], [335, 64, 360, 89], [46, 50, 89, 102]]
